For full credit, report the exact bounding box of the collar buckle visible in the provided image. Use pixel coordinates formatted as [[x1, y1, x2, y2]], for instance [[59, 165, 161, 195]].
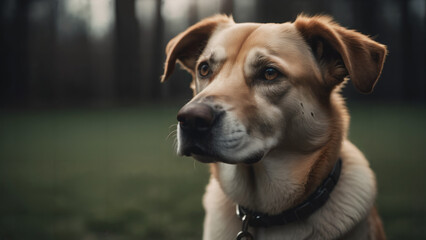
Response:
[[235, 210, 254, 240]]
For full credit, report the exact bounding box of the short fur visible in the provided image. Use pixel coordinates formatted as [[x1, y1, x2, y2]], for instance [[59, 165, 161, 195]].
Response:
[[162, 14, 387, 240]]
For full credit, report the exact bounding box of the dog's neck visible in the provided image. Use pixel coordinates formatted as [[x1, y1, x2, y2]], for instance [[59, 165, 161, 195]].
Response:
[[211, 93, 346, 215], [212, 147, 339, 215]]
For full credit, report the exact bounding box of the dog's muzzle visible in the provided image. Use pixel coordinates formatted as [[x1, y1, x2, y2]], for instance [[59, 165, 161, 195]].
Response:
[[176, 101, 265, 164]]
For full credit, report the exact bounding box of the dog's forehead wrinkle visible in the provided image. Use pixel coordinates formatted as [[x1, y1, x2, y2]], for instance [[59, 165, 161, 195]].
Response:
[[208, 23, 262, 60], [199, 46, 227, 64], [250, 48, 270, 62], [247, 48, 271, 64]]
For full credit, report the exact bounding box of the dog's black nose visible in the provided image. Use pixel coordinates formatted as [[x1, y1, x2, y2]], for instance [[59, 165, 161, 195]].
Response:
[[177, 103, 215, 132]]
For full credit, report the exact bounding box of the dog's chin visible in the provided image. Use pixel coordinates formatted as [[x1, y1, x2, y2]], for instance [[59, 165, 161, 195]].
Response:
[[192, 151, 265, 165], [178, 139, 266, 164], [192, 154, 217, 163]]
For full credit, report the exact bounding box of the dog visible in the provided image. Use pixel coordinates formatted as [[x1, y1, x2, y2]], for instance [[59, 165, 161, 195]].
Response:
[[162, 14, 387, 240]]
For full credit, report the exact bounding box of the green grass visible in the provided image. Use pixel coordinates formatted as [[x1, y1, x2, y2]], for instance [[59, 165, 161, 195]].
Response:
[[0, 103, 425, 240], [348, 102, 426, 239]]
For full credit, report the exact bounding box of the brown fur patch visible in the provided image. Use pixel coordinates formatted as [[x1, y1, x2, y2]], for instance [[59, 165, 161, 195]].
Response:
[[294, 15, 387, 93]]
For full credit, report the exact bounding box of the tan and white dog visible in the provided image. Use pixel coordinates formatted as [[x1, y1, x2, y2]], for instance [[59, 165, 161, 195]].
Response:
[[162, 15, 387, 240]]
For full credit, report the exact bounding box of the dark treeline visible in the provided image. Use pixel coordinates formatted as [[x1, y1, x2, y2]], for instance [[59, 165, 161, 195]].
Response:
[[0, 0, 425, 108]]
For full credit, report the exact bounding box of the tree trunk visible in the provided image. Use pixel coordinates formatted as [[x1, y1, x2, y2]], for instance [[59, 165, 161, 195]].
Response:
[[0, 0, 30, 107], [221, 0, 233, 15], [114, 0, 141, 103], [150, 0, 165, 100], [400, 0, 415, 101]]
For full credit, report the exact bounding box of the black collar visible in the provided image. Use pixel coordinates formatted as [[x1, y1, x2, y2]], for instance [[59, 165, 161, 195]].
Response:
[[236, 158, 342, 228]]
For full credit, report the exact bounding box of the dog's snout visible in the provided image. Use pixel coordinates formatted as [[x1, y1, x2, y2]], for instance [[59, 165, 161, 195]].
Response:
[[177, 103, 215, 132]]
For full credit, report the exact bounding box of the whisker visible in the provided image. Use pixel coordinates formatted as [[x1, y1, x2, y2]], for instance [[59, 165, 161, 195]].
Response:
[[172, 138, 178, 151], [166, 129, 177, 140]]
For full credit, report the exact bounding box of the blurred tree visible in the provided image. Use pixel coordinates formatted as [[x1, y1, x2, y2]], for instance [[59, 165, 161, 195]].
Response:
[[189, 0, 199, 24], [400, 0, 426, 101], [0, 0, 30, 107], [150, 0, 165, 99], [88, 1, 115, 106], [221, 0, 233, 15], [52, 0, 93, 106], [400, 0, 414, 101], [424, 0, 426, 99], [351, 0, 379, 35], [115, 0, 141, 103]]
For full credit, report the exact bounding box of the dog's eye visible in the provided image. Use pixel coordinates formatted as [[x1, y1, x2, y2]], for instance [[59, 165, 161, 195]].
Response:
[[198, 62, 210, 77], [263, 67, 279, 81]]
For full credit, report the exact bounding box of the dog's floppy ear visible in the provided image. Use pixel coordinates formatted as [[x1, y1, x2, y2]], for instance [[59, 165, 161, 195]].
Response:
[[294, 15, 387, 93], [161, 15, 233, 82]]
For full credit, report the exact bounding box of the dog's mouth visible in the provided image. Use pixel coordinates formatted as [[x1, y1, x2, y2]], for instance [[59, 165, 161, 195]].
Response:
[[182, 144, 206, 157], [182, 143, 265, 164], [180, 141, 216, 163]]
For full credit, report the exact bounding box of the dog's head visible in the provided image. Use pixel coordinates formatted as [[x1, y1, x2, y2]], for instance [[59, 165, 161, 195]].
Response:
[[162, 15, 386, 164]]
